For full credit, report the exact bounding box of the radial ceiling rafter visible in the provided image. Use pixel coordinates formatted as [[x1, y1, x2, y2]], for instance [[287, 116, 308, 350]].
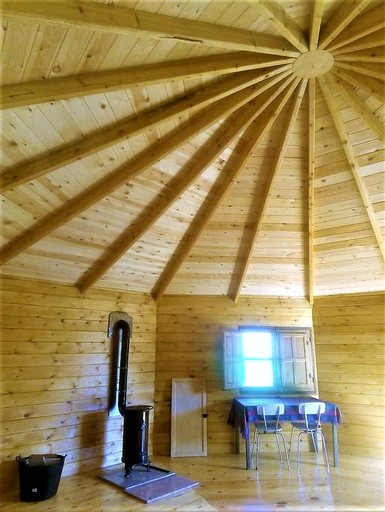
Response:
[[230, 78, 307, 302], [0, 52, 292, 110], [331, 73, 385, 143], [317, 73, 385, 261], [77, 72, 297, 293], [0, 0, 384, 299], [307, 78, 316, 306], [0, 0, 300, 56], [153, 80, 303, 302], [0, 69, 294, 265], [1, 64, 294, 193]]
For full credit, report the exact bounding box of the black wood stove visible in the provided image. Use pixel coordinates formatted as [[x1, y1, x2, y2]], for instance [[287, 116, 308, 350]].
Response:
[[107, 312, 153, 476]]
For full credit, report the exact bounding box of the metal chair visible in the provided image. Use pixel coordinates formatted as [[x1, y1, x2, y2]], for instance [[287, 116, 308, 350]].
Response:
[[289, 402, 330, 471], [252, 403, 291, 470]]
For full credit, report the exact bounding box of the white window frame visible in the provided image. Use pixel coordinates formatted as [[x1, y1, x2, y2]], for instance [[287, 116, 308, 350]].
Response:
[[223, 327, 317, 395]]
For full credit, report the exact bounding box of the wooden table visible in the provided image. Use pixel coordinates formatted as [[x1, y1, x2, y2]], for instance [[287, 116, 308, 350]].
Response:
[[228, 396, 342, 469]]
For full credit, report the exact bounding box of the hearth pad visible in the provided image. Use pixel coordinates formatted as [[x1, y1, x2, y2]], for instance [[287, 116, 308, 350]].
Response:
[[98, 464, 199, 503]]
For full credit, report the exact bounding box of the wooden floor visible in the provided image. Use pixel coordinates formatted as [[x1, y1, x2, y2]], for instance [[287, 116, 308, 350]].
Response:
[[2, 453, 384, 511]]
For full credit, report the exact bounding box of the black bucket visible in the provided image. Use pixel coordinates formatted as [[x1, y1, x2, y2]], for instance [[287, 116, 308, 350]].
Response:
[[16, 454, 66, 502]]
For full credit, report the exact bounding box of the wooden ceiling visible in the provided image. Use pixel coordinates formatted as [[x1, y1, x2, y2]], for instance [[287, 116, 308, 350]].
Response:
[[1, 0, 384, 301]]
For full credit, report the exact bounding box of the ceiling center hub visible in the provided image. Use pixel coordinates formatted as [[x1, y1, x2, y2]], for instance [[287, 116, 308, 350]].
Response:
[[292, 50, 334, 78]]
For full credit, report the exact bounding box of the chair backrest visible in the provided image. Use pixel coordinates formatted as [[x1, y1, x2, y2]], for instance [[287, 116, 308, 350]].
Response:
[[298, 402, 325, 431], [257, 403, 284, 432]]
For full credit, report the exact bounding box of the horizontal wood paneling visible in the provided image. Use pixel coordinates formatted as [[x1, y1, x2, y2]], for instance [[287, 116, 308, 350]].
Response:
[[0, 277, 157, 492], [313, 291, 385, 460], [1, 279, 383, 490], [153, 295, 312, 456]]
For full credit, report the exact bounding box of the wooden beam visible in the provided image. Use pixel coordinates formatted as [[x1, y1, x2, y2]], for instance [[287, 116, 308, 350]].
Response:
[[308, 79, 316, 305], [0, 75, 288, 266], [331, 72, 385, 142], [331, 28, 385, 55], [334, 47, 385, 63], [333, 61, 385, 81], [318, 74, 385, 261], [318, 0, 372, 50], [0, 1, 299, 57], [77, 73, 297, 291], [231, 78, 307, 302], [1, 52, 292, 110], [254, 0, 308, 52], [309, 0, 324, 50], [0, 64, 292, 193], [324, 4, 385, 52], [157, 82, 304, 301], [332, 67, 385, 103], [152, 81, 301, 301]]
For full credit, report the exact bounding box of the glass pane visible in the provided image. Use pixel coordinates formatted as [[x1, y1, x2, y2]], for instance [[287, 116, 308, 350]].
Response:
[[242, 331, 272, 358], [244, 360, 274, 387]]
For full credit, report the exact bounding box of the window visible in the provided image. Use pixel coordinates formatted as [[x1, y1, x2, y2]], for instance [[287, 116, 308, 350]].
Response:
[[223, 327, 316, 394], [242, 330, 274, 387]]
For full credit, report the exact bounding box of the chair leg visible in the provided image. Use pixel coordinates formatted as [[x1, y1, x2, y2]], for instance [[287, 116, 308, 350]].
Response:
[[297, 431, 304, 471], [255, 431, 291, 471], [296, 430, 330, 472], [288, 426, 295, 458], [274, 433, 283, 463], [319, 431, 330, 472], [310, 431, 319, 459], [277, 432, 291, 470]]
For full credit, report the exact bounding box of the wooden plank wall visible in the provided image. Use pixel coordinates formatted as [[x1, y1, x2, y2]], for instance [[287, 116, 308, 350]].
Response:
[[0, 277, 157, 493], [313, 292, 385, 460], [153, 295, 312, 455], [2, 282, 383, 491]]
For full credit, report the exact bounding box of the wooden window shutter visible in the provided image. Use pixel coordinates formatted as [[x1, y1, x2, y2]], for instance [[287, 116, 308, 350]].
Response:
[[278, 330, 315, 393], [223, 332, 243, 389]]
